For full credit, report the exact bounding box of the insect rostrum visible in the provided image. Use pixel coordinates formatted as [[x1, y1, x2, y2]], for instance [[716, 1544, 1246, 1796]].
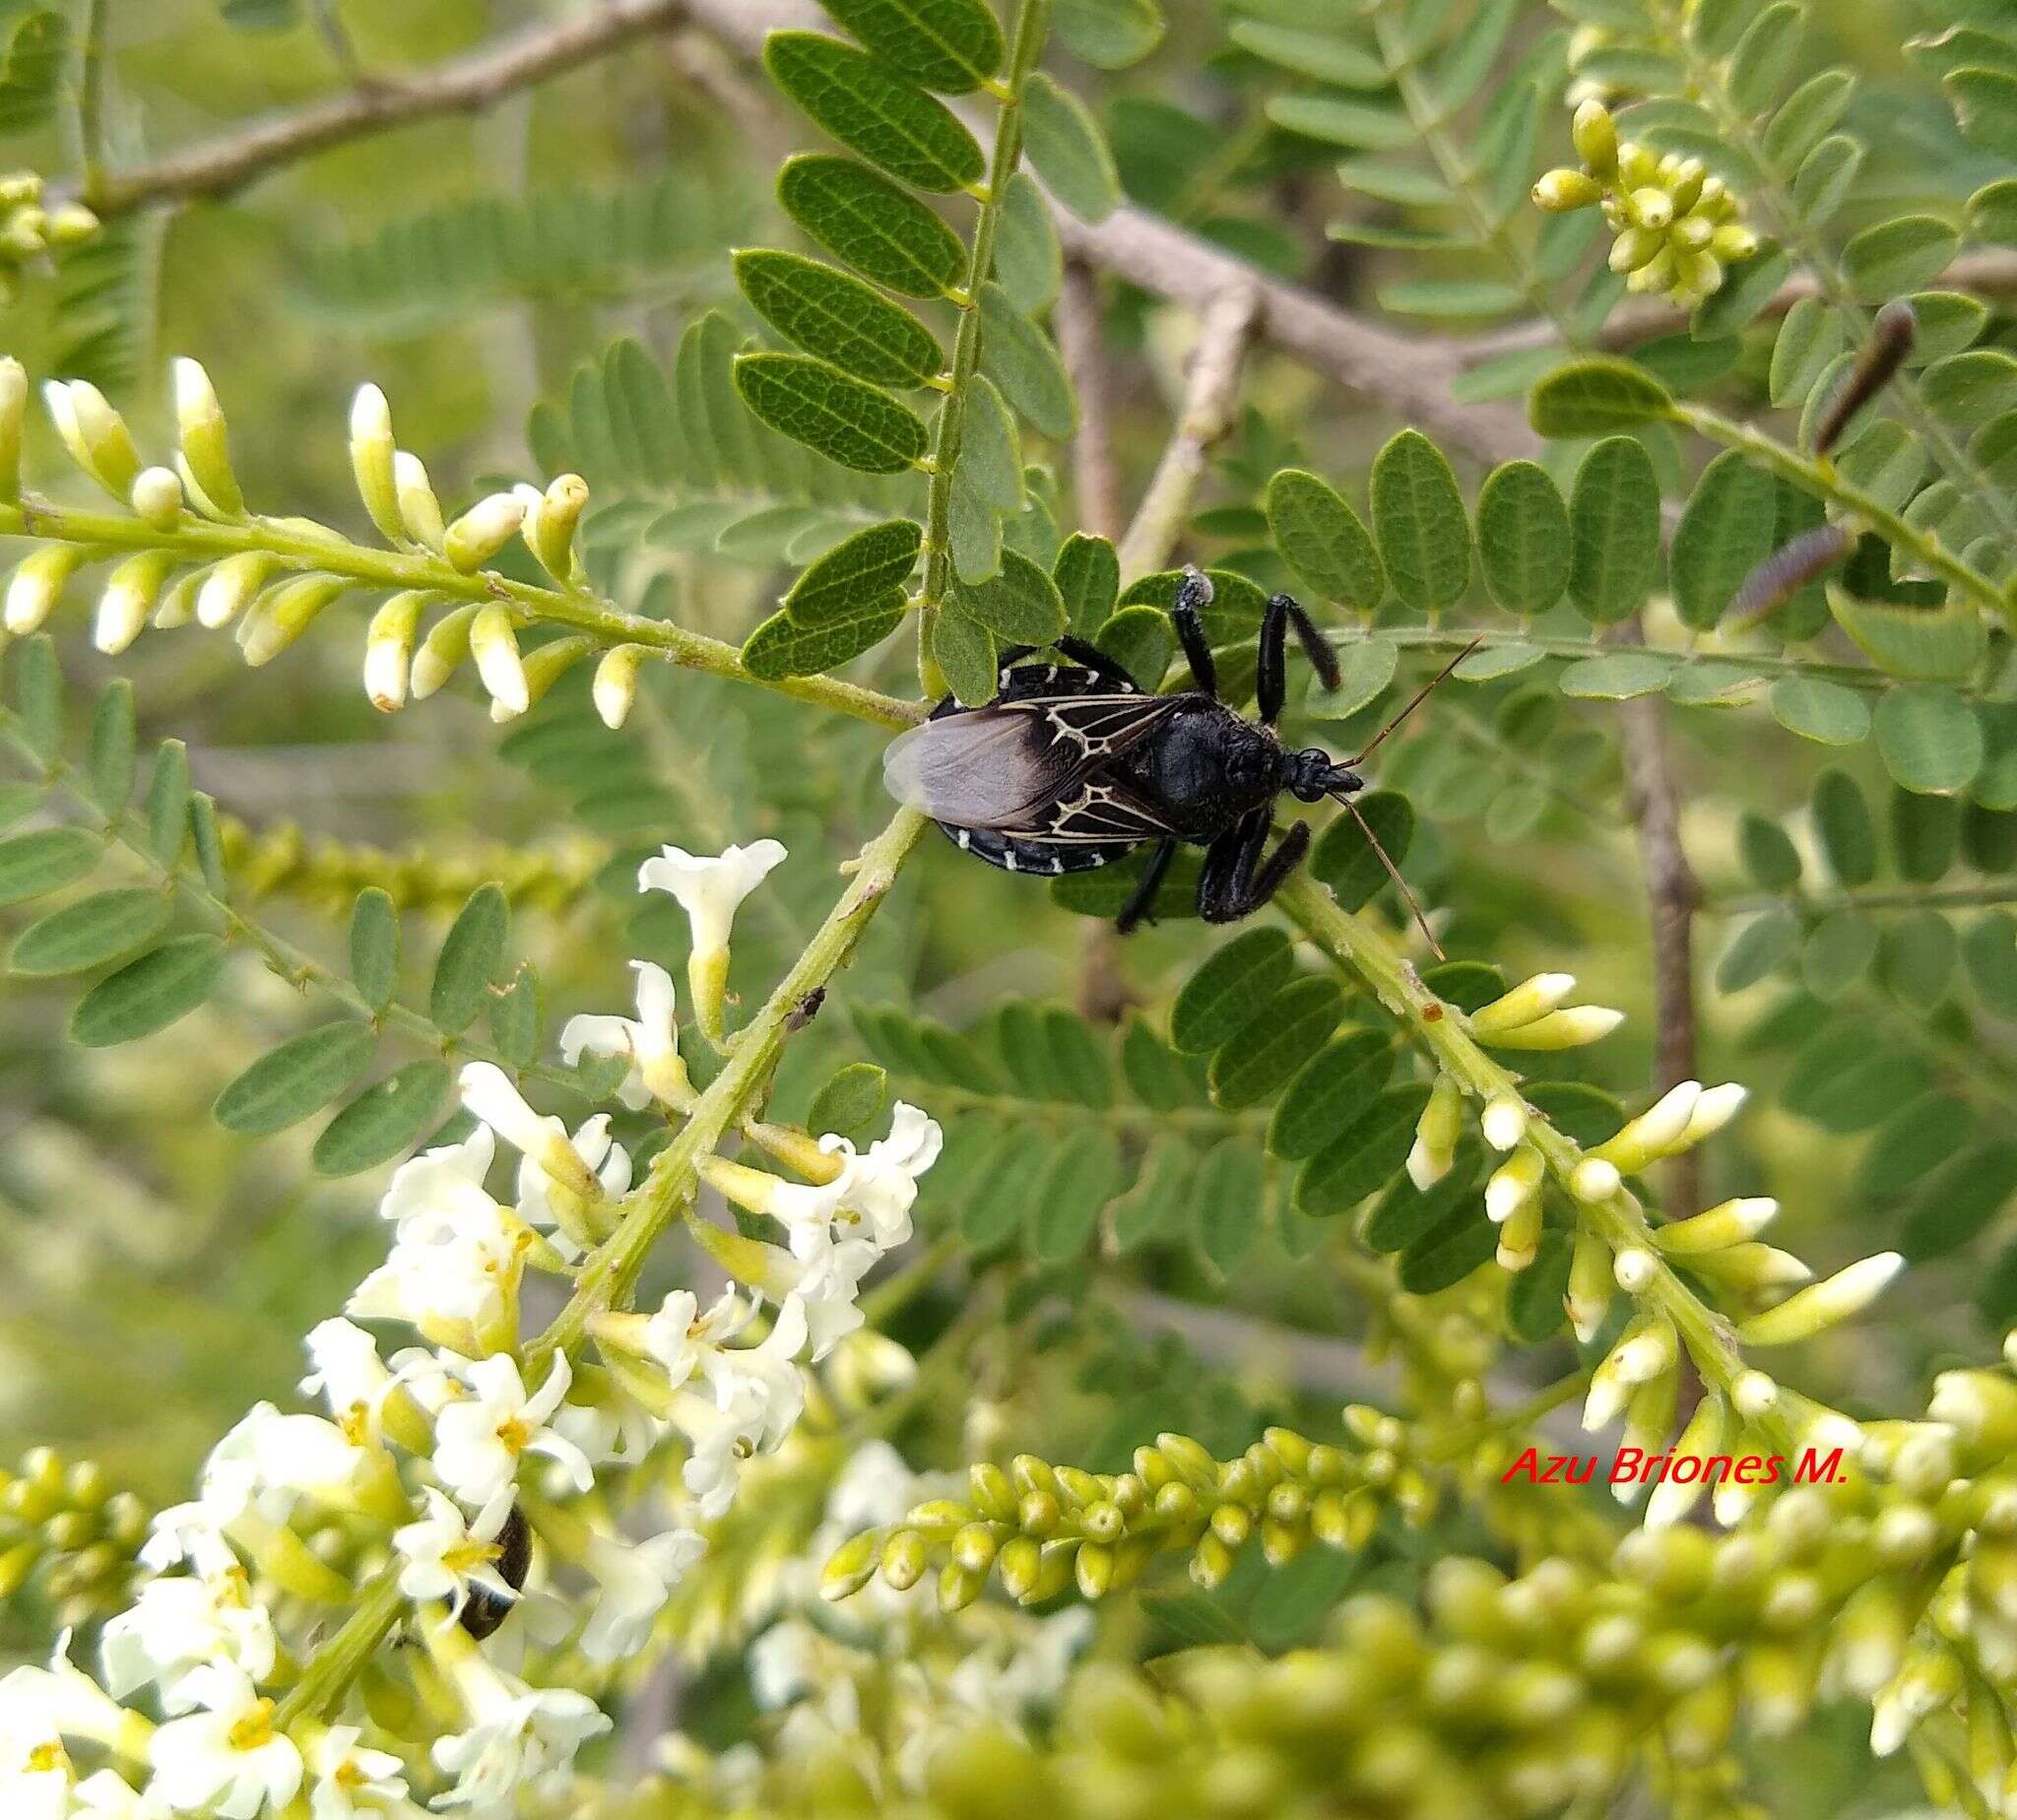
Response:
[[883, 569, 1361, 931]]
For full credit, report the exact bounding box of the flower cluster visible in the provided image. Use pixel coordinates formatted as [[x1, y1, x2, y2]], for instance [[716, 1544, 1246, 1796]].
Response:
[[0, 843, 946, 1817], [0, 1449, 149, 1629], [1532, 100, 1760, 308], [0, 172, 97, 300]]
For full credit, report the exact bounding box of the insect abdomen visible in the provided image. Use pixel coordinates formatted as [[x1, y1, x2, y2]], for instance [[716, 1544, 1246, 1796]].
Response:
[[938, 823, 1135, 876]]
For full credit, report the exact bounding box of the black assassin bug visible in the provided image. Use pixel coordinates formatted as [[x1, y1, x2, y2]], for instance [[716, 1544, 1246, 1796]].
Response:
[[458, 1501, 532, 1641], [884, 567, 1464, 942]]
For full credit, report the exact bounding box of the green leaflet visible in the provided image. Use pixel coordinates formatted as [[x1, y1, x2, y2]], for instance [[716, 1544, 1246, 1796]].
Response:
[[734, 250, 943, 388], [1267, 1028, 1394, 1161], [1716, 909, 1798, 993], [215, 1023, 379, 1136], [1192, 1138, 1265, 1272], [1567, 436, 1661, 624], [1054, 534, 1119, 637], [733, 353, 929, 474], [948, 475, 1004, 584], [1559, 653, 1672, 699], [313, 1061, 452, 1176], [1056, 0, 1164, 69], [764, 32, 985, 194], [994, 172, 1063, 314], [950, 551, 1066, 642], [1266, 468, 1385, 614], [1171, 928, 1294, 1054], [10, 887, 171, 976], [1830, 585, 1985, 683], [1474, 461, 1570, 617], [88, 682, 137, 812], [1028, 1127, 1123, 1261], [744, 591, 906, 677], [1893, 788, 1960, 884], [1670, 452, 1775, 630], [488, 965, 543, 1071], [1309, 639, 1399, 721], [1369, 432, 1469, 613], [1207, 976, 1347, 1111], [0, 826, 100, 906], [977, 283, 1076, 440], [808, 1062, 888, 1135], [1842, 215, 1962, 301], [818, 0, 1004, 94], [1095, 605, 1175, 690], [1770, 677, 1869, 748], [1874, 684, 1984, 796], [1768, 298, 1844, 408], [1726, 2, 1803, 114], [1310, 791, 1413, 911], [1297, 1082, 1434, 1218], [350, 888, 400, 1012], [71, 935, 228, 1047], [0, 9, 67, 135], [1738, 812, 1801, 891], [956, 374, 1025, 513], [1529, 358, 1675, 437], [784, 519, 924, 625], [147, 741, 192, 866], [777, 155, 967, 297], [1947, 67, 2017, 160], [1020, 72, 1122, 221], [929, 602, 1000, 703], [429, 884, 509, 1035], [11, 634, 61, 761]]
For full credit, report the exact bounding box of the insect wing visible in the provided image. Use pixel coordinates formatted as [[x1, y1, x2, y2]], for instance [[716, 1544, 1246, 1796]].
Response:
[[882, 694, 1180, 830], [1016, 773, 1177, 842]]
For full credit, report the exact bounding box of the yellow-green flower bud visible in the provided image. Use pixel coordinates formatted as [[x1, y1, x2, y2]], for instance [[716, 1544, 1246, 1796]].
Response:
[[1930, 1369, 2017, 1451], [1690, 1242, 1812, 1288], [2, 205, 45, 256], [1871, 1646, 1963, 1757], [1156, 1432, 1219, 1493], [153, 571, 199, 628], [95, 551, 175, 654], [1468, 971, 1575, 1035], [1190, 1530, 1235, 1589], [1484, 1142, 1542, 1225], [1496, 1189, 1542, 1272], [1407, 1074, 1464, 1190], [951, 1522, 998, 1573], [130, 465, 181, 532], [0, 171, 38, 208], [5, 544, 85, 632], [1570, 1156, 1622, 1202], [1480, 1005, 1624, 1050], [500, 634, 590, 722], [393, 450, 445, 552], [938, 1559, 986, 1610], [1608, 226, 1664, 274], [346, 384, 403, 543], [1568, 1228, 1612, 1343], [819, 1528, 880, 1600], [1075, 1540, 1115, 1597], [996, 1532, 1042, 1599], [1627, 187, 1674, 231], [466, 609, 524, 722], [0, 355, 23, 498], [969, 1461, 1016, 1522], [1611, 1245, 1657, 1291], [879, 1528, 927, 1591], [46, 201, 98, 247], [1738, 1251, 1904, 1346], [1646, 1394, 1726, 1529], [1532, 167, 1601, 212], [1573, 99, 1618, 177], [1654, 1195, 1777, 1255], [241, 573, 345, 667], [192, 552, 275, 630], [410, 603, 479, 699], [46, 379, 140, 499], [171, 358, 244, 519], [444, 491, 526, 575], [524, 472, 589, 581], [1711, 224, 1759, 262], [1476, 1093, 1524, 1152], [592, 643, 646, 730], [363, 590, 428, 713], [1594, 1079, 1700, 1174]]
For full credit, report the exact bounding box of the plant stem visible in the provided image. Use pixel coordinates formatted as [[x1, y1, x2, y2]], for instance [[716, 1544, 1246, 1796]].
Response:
[[271, 1566, 404, 1727], [1273, 868, 1796, 1458], [914, 0, 1052, 690], [1669, 405, 2010, 630], [1713, 881, 2017, 916], [0, 498, 922, 732], [529, 806, 929, 1368]]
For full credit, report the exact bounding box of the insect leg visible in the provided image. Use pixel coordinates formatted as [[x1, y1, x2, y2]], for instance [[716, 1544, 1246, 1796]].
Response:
[[1115, 837, 1178, 935], [1258, 592, 1341, 726], [1197, 808, 1269, 923], [1170, 571, 1219, 698], [1237, 819, 1312, 916]]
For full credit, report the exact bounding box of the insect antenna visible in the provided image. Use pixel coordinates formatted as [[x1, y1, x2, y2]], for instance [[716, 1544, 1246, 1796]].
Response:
[[1335, 792, 1446, 961], [1346, 637, 1483, 768]]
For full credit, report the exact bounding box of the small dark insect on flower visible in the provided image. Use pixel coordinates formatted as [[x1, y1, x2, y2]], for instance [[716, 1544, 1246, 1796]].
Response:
[[884, 570, 1462, 946], [459, 1502, 532, 1641], [786, 987, 826, 1032]]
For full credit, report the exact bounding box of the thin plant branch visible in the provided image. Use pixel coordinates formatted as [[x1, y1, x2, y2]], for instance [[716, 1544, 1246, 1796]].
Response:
[[1116, 284, 1259, 581], [1054, 258, 1123, 544]]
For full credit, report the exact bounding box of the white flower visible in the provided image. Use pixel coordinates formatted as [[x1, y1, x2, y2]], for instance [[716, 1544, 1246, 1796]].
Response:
[[101, 1572, 277, 1711], [559, 961, 690, 1110], [347, 1198, 529, 1350], [146, 1663, 302, 1819], [393, 1488, 519, 1629], [551, 1383, 666, 1471], [431, 1353, 593, 1512], [637, 841, 787, 956], [818, 1102, 942, 1251], [641, 1287, 752, 1392], [779, 1230, 881, 1361], [671, 1299, 811, 1519], [459, 1065, 597, 1201], [234, 1406, 369, 1510], [303, 1724, 408, 1820], [73, 1771, 173, 1819], [516, 1115, 630, 1257], [1, 1635, 148, 1798], [378, 1125, 497, 1237], [299, 1319, 397, 1447], [430, 1670, 608, 1813], [140, 1401, 313, 1572], [579, 1528, 705, 1661]]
